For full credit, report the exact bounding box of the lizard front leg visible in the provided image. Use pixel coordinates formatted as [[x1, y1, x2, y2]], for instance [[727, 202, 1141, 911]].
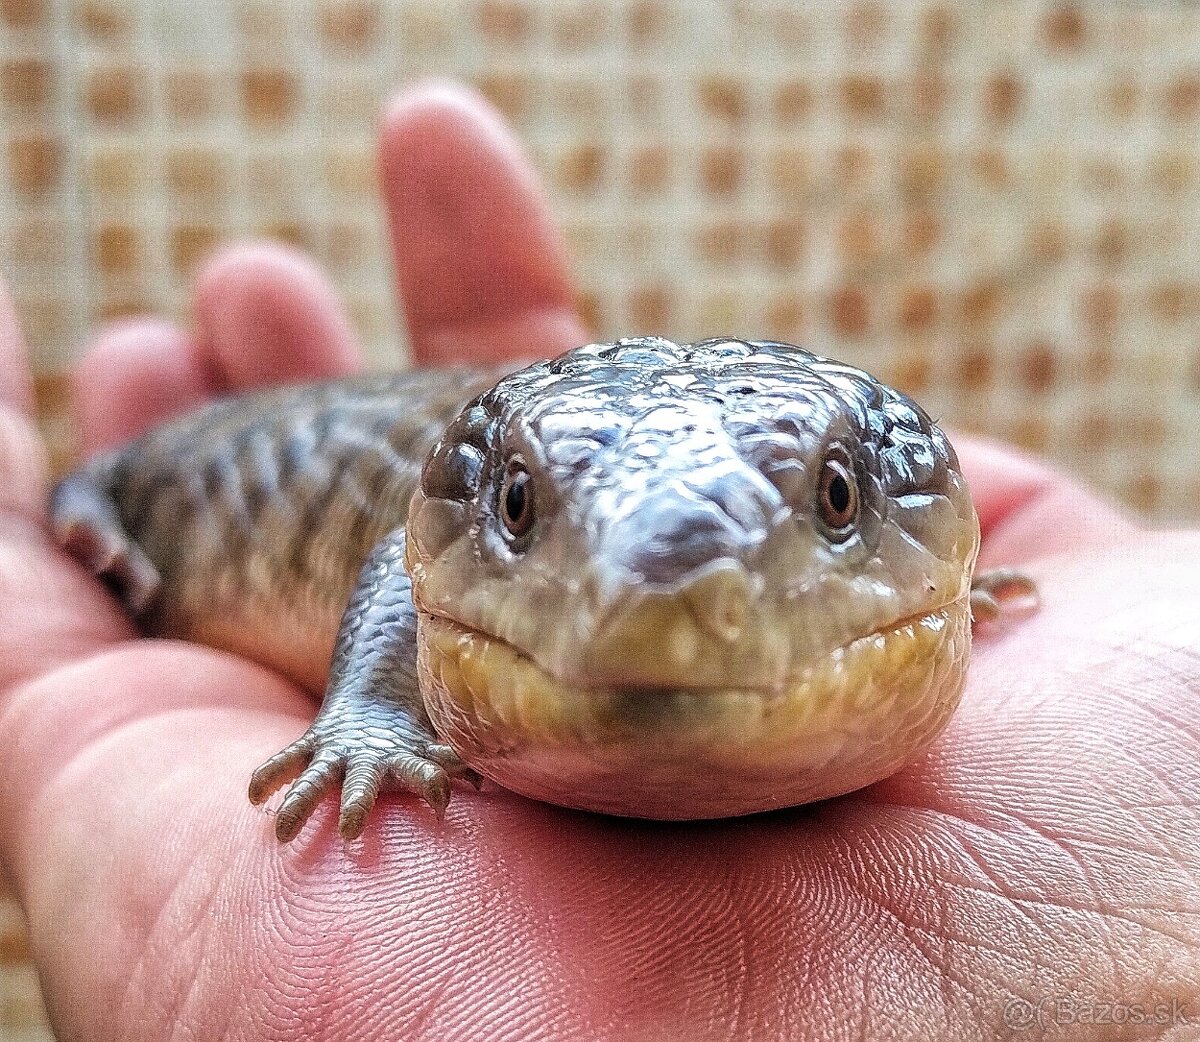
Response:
[[248, 528, 481, 842]]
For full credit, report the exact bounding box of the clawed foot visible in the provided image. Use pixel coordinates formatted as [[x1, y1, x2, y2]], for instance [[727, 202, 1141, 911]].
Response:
[[970, 567, 1039, 623], [248, 731, 483, 843]]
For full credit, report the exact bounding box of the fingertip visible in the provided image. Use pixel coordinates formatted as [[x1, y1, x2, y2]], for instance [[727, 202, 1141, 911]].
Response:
[[194, 240, 364, 392], [381, 78, 506, 144], [74, 318, 212, 455], [379, 81, 581, 366]]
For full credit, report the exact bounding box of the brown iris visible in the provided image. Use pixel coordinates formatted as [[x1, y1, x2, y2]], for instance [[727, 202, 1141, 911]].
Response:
[[817, 457, 858, 537], [499, 459, 534, 538]]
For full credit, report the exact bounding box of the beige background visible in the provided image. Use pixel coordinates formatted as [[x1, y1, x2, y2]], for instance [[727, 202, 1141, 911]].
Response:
[[3, 0, 1200, 1036]]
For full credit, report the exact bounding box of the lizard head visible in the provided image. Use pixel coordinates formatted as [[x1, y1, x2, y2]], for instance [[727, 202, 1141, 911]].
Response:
[[405, 337, 979, 818]]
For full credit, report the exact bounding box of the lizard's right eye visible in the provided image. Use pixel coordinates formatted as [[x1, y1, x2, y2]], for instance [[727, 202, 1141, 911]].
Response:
[[499, 458, 535, 540]]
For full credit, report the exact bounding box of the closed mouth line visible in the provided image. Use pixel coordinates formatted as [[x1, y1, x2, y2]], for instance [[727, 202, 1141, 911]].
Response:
[[418, 595, 963, 696]]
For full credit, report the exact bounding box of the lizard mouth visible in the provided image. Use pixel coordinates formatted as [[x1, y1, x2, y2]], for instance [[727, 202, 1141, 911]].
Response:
[[415, 598, 972, 819]]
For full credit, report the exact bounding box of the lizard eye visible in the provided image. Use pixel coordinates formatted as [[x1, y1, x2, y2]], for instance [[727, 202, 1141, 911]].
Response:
[[816, 456, 858, 538], [499, 459, 535, 539]]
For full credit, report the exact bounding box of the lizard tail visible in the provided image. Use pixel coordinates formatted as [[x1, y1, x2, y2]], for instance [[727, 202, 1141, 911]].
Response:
[[50, 466, 162, 616]]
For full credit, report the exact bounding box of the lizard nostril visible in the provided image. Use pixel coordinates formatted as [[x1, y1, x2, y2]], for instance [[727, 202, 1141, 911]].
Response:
[[679, 561, 755, 644]]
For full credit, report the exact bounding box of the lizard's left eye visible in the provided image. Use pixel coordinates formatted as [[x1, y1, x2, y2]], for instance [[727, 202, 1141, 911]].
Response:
[[499, 459, 535, 539], [816, 456, 859, 538]]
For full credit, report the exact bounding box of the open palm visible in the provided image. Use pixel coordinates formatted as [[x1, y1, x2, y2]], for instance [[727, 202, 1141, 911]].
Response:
[[1, 83, 1197, 1042]]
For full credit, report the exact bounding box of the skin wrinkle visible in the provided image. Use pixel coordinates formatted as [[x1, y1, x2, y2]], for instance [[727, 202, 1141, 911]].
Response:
[[944, 876, 1199, 951], [1118, 677, 1200, 749], [271, 900, 383, 1040], [249, 805, 569, 1041], [187, 816, 302, 1042], [718, 894, 753, 1042], [888, 720, 1185, 835], [510, 821, 745, 1035], [940, 827, 1100, 944], [1093, 751, 1197, 862], [955, 715, 1190, 864], [889, 802, 1194, 974], [825, 830, 970, 1009], [0, 652, 301, 887], [834, 837, 1082, 1037], [873, 806, 1142, 974], [840, 897, 969, 1037], [628, 825, 902, 1027], [127, 852, 223, 1042], [30, 735, 254, 1041], [256, 840, 352, 1037], [1076, 587, 1200, 651], [402, 977, 453, 1042], [687, 873, 754, 1035]]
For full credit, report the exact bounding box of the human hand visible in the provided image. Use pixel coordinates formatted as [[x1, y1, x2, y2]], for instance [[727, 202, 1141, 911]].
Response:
[[1, 82, 1197, 1041]]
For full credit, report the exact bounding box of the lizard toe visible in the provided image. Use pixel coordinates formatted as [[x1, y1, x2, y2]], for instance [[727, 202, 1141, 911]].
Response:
[[337, 758, 387, 840], [274, 752, 343, 843], [248, 734, 316, 806], [424, 742, 485, 790], [389, 755, 453, 820]]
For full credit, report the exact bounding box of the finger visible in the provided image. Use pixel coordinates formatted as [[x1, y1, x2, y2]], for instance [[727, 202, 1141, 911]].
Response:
[[0, 500, 134, 694], [0, 279, 132, 693], [194, 241, 364, 392], [0, 278, 48, 517], [951, 433, 1134, 563], [0, 279, 34, 413], [74, 318, 215, 456], [379, 80, 588, 367]]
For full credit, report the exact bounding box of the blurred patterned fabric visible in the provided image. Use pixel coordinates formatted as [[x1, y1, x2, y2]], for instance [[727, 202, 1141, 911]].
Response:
[[3, 0, 1200, 1035]]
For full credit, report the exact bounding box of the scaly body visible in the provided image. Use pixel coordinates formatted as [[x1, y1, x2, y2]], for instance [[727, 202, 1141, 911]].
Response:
[[51, 337, 1030, 840]]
